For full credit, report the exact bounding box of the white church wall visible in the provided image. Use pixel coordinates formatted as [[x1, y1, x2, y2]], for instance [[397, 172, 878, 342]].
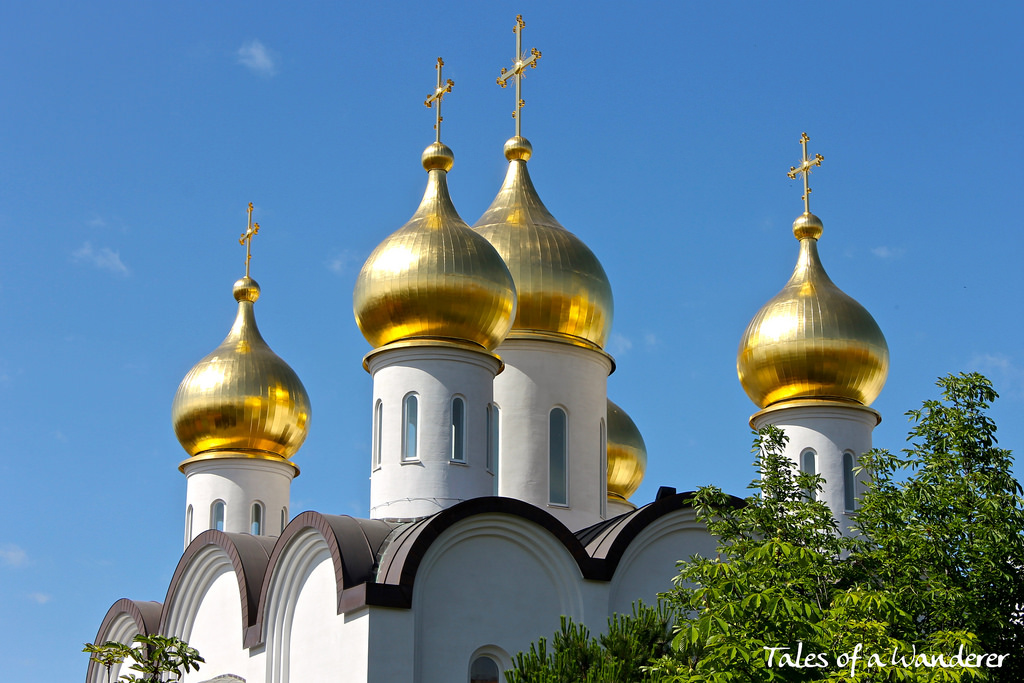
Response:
[[494, 340, 611, 530], [263, 527, 369, 683], [607, 508, 716, 617], [183, 458, 294, 546], [752, 402, 877, 536], [365, 607, 415, 682], [368, 345, 500, 519], [410, 513, 588, 683], [162, 546, 251, 683]]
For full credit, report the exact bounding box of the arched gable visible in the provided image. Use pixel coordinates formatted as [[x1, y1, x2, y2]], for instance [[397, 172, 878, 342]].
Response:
[[248, 512, 396, 648], [160, 531, 275, 644], [86, 599, 162, 683], [374, 496, 598, 609]]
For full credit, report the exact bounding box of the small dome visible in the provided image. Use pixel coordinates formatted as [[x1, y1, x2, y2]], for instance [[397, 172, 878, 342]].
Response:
[[737, 212, 889, 408], [173, 277, 311, 461], [607, 399, 647, 503], [354, 143, 517, 351], [473, 137, 613, 349]]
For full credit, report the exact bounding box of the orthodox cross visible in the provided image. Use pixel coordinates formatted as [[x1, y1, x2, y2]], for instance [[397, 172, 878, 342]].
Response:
[[787, 132, 824, 214], [496, 14, 542, 137], [424, 57, 454, 143], [239, 202, 260, 277]]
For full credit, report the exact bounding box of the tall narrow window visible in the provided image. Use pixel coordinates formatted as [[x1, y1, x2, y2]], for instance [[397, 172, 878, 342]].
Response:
[[372, 400, 383, 468], [599, 419, 607, 518], [185, 505, 193, 546], [487, 404, 500, 494], [451, 396, 466, 462], [403, 394, 418, 461], [281, 507, 288, 534], [800, 450, 817, 501], [251, 502, 263, 535], [843, 452, 856, 512], [211, 501, 225, 532], [470, 656, 500, 683], [549, 408, 568, 505]]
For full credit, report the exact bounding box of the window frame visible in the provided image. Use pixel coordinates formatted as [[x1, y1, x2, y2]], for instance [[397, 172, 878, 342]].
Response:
[[402, 393, 419, 462], [549, 407, 569, 506], [450, 395, 467, 463]]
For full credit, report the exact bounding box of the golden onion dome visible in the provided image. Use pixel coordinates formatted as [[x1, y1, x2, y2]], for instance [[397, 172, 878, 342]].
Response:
[[353, 142, 517, 351], [737, 212, 889, 408], [472, 136, 613, 349], [172, 277, 311, 463], [606, 398, 647, 503]]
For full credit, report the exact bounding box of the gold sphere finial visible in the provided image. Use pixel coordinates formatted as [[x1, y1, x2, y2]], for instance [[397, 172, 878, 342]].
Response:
[[504, 136, 533, 161], [422, 141, 455, 172], [792, 212, 824, 240], [233, 276, 261, 303]]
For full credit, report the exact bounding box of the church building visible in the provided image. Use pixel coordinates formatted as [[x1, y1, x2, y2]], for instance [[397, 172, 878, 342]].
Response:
[[86, 18, 888, 683]]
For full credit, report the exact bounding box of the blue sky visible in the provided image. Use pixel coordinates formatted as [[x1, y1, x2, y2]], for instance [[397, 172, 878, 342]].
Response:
[[1, 2, 1022, 680]]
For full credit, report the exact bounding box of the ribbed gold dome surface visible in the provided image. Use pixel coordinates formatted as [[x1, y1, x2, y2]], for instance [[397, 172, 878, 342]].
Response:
[[737, 212, 889, 408], [354, 142, 517, 351], [173, 277, 311, 460], [607, 398, 647, 502], [472, 137, 613, 349]]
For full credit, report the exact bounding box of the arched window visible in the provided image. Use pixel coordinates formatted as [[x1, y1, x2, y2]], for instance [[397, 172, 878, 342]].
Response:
[[281, 507, 288, 534], [211, 500, 225, 532], [487, 404, 500, 494], [403, 394, 418, 461], [549, 407, 568, 505], [451, 396, 466, 462], [251, 502, 264, 535], [600, 418, 607, 518], [800, 450, 817, 501], [185, 505, 193, 546], [843, 452, 856, 512], [469, 655, 500, 683], [372, 399, 383, 468]]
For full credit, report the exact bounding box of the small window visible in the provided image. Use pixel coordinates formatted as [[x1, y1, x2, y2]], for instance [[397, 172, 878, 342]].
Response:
[[549, 408, 568, 505], [403, 394, 418, 461], [185, 505, 193, 546], [281, 507, 288, 534], [451, 396, 466, 462], [843, 452, 856, 512], [211, 501, 225, 532], [251, 502, 264, 535], [800, 450, 817, 501], [487, 404, 500, 494], [469, 656, 500, 683], [373, 400, 383, 468]]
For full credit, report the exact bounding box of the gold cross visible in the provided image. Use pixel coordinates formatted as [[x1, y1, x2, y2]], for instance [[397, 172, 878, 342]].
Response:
[[239, 202, 260, 277], [424, 57, 454, 143], [497, 14, 541, 138], [787, 132, 824, 214]]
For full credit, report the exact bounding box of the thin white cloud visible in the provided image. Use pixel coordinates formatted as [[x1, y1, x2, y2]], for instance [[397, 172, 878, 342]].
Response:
[[871, 246, 905, 260], [607, 333, 633, 357], [0, 544, 27, 567], [236, 40, 278, 77], [72, 242, 130, 276], [644, 332, 659, 348], [86, 216, 107, 228], [28, 592, 51, 604], [328, 249, 360, 275]]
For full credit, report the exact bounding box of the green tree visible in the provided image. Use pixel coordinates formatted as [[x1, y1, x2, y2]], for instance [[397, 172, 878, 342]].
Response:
[[853, 372, 1024, 682], [511, 373, 1019, 682], [84, 634, 204, 683], [505, 602, 673, 683]]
